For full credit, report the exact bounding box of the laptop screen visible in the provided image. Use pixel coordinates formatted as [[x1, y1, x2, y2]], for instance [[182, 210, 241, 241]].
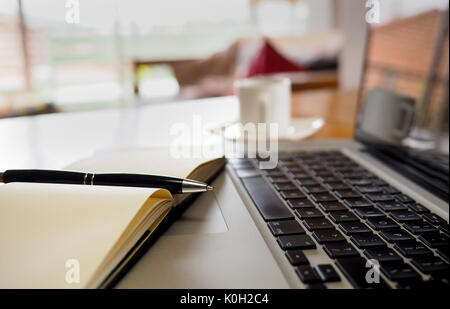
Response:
[[355, 0, 449, 155]]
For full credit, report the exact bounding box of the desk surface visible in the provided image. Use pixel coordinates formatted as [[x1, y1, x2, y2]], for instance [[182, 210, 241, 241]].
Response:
[[291, 89, 359, 139], [0, 89, 358, 170]]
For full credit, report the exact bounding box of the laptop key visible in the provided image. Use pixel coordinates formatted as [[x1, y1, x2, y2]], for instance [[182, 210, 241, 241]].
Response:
[[310, 193, 337, 203], [274, 183, 297, 191], [295, 208, 324, 219], [395, 194, 415, 204], [411, 256, 449, 275], [295, 265, 321, 284], [339, 222, 371, 235], [332, 166, 358, 173], [419, 233, 449, 248], [285, 250, 309, 265], [380, 229, 415, 243], [394, 242, 433, 257], [318, 201, 347, 212], [314, 264, 340, 282], [312, 229, 346, 243], [303, 218, 334, 231], [351, 233, 386, 248], [364, 248, 402, 262], [391, 211, 421, 223], [346, 178, 373, 186], [404, 221, 438, 235], [241, 176, 294, 221], [408, 203, 430, 214], [268, 220, 305, 236], [310, 168, 332, 175], [281, 191, 306, 200], [377, 201, 407, 212], [314, 171, 335, 178], [366, 193, 395, 202], [277, 235, 316, 250], [268, 176, 292, 184], [306, 164, 324, 171], [423, 213, 447, 226], [317, 176, 341, 183], [344, 198, 372, 208], [280, 160, 299, 167], [303, 185, 328, 194], [324, 242, 359, 258], [329, 211, 359, 223], [291, 172, 311, 179], [335, 190, 361, 199], [286, 166, 304, 173], [287, 199, 315, 209], [296, 178, 320, 186], [367, 218, 399, 230], [355, 186, 382, 194], [339, 172, 367, 179], [355, 208, 386, 219], [326, 182, 352, 191], [381, 262, 421, 281], [335, 257, 388, 289]]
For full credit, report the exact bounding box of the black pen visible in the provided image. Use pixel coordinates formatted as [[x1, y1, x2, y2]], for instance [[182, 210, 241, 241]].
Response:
[[0, 169, 213, 194]]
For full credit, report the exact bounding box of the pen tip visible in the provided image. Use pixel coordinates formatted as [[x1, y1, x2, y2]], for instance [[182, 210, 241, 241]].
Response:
[[206, 185, 214, 191]]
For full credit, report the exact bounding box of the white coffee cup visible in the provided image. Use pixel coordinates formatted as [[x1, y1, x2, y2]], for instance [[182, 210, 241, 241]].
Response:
[[360, 88, 415, 143], [235, 76, 291, 135]]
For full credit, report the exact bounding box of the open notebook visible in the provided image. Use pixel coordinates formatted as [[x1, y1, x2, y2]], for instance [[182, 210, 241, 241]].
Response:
[[0, 148, 226, 289]]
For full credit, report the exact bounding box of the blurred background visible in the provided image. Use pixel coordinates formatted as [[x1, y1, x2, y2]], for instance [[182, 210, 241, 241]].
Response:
[[0, 0, 343, 116], [0, 0, 448, 124]]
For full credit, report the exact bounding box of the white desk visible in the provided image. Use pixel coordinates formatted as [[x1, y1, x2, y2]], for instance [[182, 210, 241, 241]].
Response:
[[0, 96, 239, 171]]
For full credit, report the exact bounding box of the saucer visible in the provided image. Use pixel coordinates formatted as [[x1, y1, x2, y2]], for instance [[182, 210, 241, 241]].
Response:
[[209, 117, 324, 142]]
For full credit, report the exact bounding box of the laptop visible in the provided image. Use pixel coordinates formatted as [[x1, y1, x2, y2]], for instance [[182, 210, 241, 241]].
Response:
[[116, 5, 449, 289]]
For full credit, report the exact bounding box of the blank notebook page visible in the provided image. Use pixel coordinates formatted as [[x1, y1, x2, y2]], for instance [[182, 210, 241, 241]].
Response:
[[0, 183, 161, 288]]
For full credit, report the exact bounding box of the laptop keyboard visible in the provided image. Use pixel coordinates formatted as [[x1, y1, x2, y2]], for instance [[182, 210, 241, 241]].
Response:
[[367, 146, 449, 201], [230, 151, 449, 289]]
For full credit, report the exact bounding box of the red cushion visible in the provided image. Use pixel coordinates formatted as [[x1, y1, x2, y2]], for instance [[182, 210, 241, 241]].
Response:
[[247, 39, 304, 77]]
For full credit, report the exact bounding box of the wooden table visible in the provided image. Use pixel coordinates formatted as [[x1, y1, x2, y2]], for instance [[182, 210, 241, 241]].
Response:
[[291, 89, 359, 139], [273, 71, 339, 92]]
